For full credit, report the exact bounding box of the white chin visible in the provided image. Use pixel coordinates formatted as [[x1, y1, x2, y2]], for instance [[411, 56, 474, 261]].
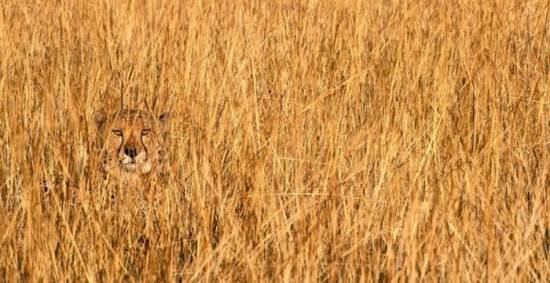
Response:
[[122, 163, 138, 172]]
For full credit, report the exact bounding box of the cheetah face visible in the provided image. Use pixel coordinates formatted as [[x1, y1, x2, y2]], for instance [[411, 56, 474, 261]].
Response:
[[93, 108, 170, 181]]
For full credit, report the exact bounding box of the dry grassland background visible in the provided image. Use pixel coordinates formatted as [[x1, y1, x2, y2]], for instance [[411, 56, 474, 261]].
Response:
[[0, 0, 549, 281]]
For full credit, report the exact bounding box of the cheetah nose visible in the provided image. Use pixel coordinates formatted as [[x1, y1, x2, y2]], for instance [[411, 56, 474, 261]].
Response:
[[124, 147, 137, 159]]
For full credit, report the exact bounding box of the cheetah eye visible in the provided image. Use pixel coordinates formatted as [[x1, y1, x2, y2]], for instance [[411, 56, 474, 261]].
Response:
[[142, 129, 152, 136], [112, 129, 123, 136]]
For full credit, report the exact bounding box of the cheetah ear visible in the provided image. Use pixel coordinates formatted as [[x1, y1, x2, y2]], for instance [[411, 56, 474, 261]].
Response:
[[93, 109, 108, 129], [159, 112, 171, 134]]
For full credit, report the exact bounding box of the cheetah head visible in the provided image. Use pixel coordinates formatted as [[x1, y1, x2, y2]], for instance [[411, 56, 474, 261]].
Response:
[[92, 108, 170, 182]]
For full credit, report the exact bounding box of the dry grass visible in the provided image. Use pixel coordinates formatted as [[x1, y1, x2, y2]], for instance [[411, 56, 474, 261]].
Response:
[[0, 0, 549, 281]]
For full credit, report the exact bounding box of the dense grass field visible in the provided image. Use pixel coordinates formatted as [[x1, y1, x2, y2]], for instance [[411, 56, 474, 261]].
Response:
[[0, 0, 549, 281]]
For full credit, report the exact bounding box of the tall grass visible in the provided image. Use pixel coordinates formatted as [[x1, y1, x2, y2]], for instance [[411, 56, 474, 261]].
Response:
[[0, 0, 548, 281]]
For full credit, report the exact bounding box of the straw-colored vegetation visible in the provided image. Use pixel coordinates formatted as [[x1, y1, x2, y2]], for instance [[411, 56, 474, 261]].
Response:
[[0, 0, 548, 281]]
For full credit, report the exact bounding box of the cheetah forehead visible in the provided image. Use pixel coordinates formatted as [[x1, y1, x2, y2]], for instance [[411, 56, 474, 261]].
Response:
[[109, 110, 159, 128]]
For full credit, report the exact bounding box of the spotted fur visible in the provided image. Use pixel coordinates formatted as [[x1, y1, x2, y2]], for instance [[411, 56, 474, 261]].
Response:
[[93, 108, 171, 186]]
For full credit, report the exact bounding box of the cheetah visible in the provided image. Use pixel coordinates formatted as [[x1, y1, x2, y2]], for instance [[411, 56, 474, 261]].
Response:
[[92, 108, 171, 186]]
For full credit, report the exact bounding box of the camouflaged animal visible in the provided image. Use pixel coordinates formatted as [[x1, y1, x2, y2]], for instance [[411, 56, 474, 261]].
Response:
[[92, 108, 171, 185]]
